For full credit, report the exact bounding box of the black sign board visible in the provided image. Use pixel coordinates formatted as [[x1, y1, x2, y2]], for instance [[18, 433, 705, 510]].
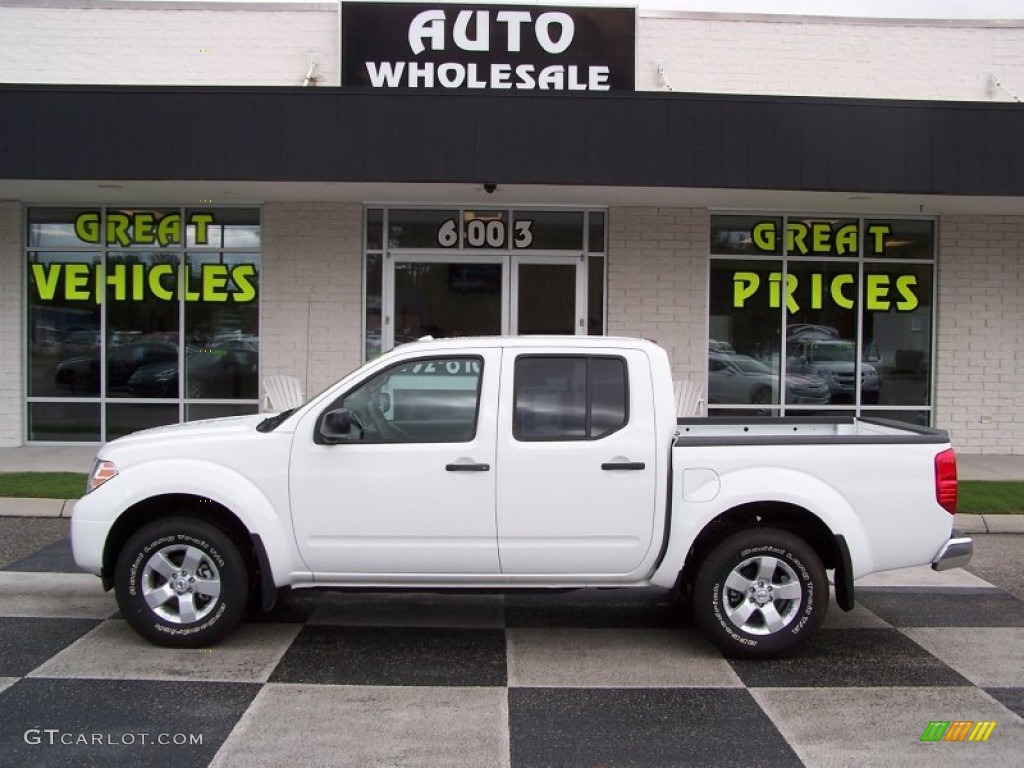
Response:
[[342, 3, 636, 92]]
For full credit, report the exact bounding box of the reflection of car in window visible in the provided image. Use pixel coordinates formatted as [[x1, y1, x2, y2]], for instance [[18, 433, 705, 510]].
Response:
[[708, 352, 829, 406], [126, 341, 258, 399], [786, 340, 880, 404], [55, 341, 178, 394]]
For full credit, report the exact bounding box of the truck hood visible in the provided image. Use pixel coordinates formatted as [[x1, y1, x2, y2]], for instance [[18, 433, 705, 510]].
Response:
[[100, 414, 266, 457]]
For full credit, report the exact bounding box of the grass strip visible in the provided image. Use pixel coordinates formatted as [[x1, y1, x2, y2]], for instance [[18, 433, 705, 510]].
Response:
[[0, 472, 88, 499]]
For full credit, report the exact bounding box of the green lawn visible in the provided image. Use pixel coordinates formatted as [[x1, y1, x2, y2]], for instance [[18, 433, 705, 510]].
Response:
[[0, 472, 88, 499], [958, 481, 1024, 515], [0, 473, 1020, 513]]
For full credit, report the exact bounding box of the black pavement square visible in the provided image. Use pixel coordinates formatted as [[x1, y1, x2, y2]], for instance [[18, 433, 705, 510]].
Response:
[[985, 687, 1024, 718], [269, 625, 507, 686], [509, 687, 802, 768], [856, 587, 1024, 627], [2, 538, 79, 573], [729, 628, 973, 688], [505, 587, 683, 628], [0, 617, 100, 676], [0, 678, 260, 768]]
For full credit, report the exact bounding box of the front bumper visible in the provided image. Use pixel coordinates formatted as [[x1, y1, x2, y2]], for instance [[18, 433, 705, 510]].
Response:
[[931, 535, 974, 572]]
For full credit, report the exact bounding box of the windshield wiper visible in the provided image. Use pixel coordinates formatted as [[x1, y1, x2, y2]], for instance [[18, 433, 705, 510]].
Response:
[[256, 408, 297, 433]]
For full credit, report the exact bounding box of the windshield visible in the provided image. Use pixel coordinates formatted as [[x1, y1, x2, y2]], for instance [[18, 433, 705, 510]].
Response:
[[808, 342, 856, 362]]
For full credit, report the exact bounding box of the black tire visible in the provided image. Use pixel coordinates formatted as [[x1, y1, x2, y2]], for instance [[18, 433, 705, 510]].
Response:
[[114, 517, 249, 648], [692, 528, 827, 658]]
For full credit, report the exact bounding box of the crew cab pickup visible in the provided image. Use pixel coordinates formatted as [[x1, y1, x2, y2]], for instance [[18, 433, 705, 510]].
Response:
[[71, 336, 972, 657]]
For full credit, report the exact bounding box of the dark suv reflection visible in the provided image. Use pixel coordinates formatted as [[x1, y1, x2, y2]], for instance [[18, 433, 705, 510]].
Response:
[[55, 341, 178, 394], [127, 341, 257, 399]]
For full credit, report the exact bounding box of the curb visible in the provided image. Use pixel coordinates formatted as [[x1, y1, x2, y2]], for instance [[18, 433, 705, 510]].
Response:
[[954, 513, 1024, 535], [0, 499, 1022, 531], [0, 498, 77, 518]]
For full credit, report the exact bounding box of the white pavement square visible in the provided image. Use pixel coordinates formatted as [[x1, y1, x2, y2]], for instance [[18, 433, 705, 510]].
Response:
[[210, 684, 511, 768], [29, 621, 302, 683]]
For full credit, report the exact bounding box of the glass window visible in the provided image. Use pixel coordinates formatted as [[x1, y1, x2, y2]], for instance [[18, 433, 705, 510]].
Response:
[[462, 210, 508, 249], [785, 218, 859, 258], [711, 215, 783, 256], [28, 402, 100, 442], [709, 214, 935, 424], [588, 212, 606, 253], [105, 251, 179, 399], [588, 257, 605, 335], [183, 252, 260, 400], [513, 356, 627, 441], [26, 206, 261, 442], [366, 208, 384, 251], [106, 403, 181, 440], [27, 208, 99, 249], [511, 211, 584, 251], [388, 209, 459, 249], [365, 253, 383, 360], [861, 263, 933, 407], [708, 259, 782, 376], [864, 219, 934, 259], [29, 251, 103, 398], [186, 208, 261, 249], [335, 357, 482, 443]]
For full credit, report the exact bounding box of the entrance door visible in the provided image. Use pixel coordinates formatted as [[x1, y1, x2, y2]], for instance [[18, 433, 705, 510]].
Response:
[[388, 255, 507, 347], [385, 254, 584, 347], [511, 256, 584, 335]]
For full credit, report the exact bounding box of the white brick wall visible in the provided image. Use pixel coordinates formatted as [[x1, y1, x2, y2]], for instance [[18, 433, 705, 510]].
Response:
[[935, 216, 1024, 454], [0, 5, 339, 86], [607, 207, 708, 384], [639, 14, 1024, 101], [260, 203, 363, 402], [0, 203, 24, 447]]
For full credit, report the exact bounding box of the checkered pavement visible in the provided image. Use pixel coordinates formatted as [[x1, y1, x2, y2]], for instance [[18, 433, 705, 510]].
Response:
[[0, 539, 1022, 768]]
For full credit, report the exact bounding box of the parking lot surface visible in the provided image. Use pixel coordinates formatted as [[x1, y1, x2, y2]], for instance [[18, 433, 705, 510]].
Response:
[[0, 529, 1021, 768]]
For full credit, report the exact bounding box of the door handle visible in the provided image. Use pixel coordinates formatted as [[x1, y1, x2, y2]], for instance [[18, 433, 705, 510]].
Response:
[[446, 463, 491, 472], [601, 462, 646, 471]]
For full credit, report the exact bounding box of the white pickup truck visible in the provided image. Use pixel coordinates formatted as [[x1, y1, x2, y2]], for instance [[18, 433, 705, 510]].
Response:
[[71, 336, 972, 657]]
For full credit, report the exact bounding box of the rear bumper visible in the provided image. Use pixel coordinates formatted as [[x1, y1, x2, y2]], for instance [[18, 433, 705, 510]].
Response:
[[931, 535, 974, 572]]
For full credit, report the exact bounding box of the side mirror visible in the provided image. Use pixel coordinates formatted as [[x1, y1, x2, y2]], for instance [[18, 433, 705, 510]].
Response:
[[320, 408, 354, 442]]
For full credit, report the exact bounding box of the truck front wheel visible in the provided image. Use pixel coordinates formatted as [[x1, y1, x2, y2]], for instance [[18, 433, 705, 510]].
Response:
[[114, 517, 249, 648], [692, 528, 827, 658]]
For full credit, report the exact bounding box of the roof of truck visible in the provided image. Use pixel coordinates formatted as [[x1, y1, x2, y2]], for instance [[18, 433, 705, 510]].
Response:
[[389, 335, 663, 353]]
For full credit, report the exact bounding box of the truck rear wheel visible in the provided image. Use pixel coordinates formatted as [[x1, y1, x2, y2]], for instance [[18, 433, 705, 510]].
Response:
[[692, 528, 827, 658], [114, 517, 249, 648]]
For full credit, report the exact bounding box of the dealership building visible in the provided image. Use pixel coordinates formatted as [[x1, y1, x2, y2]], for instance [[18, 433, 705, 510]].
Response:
[[0, 0, 1022, 452]]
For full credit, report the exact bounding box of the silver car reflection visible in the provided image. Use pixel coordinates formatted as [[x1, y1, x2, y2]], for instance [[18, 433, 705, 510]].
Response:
[[708, 352, 830, 406]]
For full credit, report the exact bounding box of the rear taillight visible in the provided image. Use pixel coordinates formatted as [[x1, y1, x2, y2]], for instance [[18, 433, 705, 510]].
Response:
[[935, 448, 958, 515]]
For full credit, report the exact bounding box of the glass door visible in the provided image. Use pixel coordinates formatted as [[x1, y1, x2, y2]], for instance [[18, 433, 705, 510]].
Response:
[[384, 253, 584, 349], [511, 255, 584, 336], [386, 254, 507, 349]]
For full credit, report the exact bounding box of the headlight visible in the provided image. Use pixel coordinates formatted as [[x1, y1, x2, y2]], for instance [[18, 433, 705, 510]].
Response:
[[86, 459, 118, 493]]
